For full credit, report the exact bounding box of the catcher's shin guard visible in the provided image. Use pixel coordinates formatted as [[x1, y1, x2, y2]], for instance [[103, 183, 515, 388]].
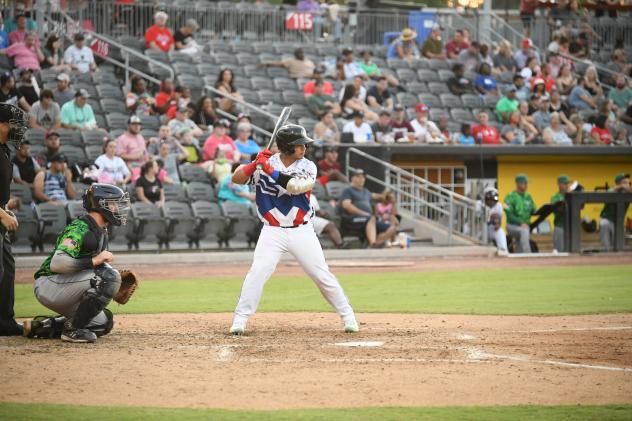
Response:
[[71, 265, 121, 329], [89, 308, 114, 337]]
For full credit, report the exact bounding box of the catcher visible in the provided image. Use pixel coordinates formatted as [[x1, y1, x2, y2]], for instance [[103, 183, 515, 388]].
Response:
[[23, 183, 138, 343]]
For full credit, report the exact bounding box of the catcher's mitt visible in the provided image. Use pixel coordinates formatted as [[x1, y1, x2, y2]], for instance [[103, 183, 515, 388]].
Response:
[[114, 270, 138, 304]]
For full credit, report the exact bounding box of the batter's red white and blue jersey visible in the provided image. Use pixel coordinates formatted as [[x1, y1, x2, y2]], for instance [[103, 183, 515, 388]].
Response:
[[249, 154, 316, 228]]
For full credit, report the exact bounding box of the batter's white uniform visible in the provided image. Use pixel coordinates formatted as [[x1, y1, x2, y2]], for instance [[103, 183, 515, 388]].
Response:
[[476, 201, 507, 251], [231, 154, 357, 328]]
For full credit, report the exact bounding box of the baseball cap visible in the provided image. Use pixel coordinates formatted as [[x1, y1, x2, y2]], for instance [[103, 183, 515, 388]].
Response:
[[45, 130, 60, 139], [521, 38, 532, 49], [313, 66, 325, 74], [394, 104, 405, 111], [351, 169, 365, 177], [557, 174, 570, 184], [75, 88, 90, 98], [352, 110, 364, 118], [49, 152, 66, 163], [503, 85, 517, 94], [128, 115, 142, 124], [176, 105, 188, 113], [218, 118, 231, 128], [324, 146, 338, 153], [379, 109, 391, 117], [533, 77, 545, 87], [56, 73, 70, 82], [515, 173, 528, 183], [342, 47, 353, 55], [615, 173, 630, 184], [415, 103, 429, 113], [74, 33, 85, 41]]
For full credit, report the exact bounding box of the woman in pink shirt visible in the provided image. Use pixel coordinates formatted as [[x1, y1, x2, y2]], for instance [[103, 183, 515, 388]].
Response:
[[202, 119, 241, 162], [1, 33, 43, 70]]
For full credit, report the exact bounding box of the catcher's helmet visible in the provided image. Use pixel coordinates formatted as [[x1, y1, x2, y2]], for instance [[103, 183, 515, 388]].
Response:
[[484, 187, 499, 205], [275, 124, 313, 154], [0, 103, 29, 149], [83, 183, 131, 226]]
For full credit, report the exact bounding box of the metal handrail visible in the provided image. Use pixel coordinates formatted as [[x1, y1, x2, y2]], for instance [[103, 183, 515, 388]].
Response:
[[345, 147, 486, 245], [215, 109, 273, 139]]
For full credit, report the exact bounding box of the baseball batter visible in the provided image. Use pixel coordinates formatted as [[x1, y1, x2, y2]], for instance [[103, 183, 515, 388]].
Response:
[[476, 187, 507, 253], [229, 124, 358, 335], [23, 183, 137, 343]]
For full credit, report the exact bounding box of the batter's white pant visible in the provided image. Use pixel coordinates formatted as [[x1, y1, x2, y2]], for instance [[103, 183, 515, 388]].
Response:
[[600, 218, 614, 251], [233, 223, 356, 326], [506, 223, 531, 253], [488, 225, 507, 251]]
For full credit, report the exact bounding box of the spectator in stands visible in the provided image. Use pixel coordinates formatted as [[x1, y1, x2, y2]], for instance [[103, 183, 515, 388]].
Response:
[[218, 163, 255, 206], [313, 111, 340, 144], [168, 106, 204, 140], [303, 67, 334, 98], [518, 100, 538, 131], [42, 34, 71, 71], [371, 110, 394, 143], [126, 75, 155, 116], [584, 66, 604, 99], [358, 51, 400, 88], [609, 49, 632, 78], [192, 96, 217, 131], [4, 3, 36, 34], [437, 114, 451, 141], [343, 111, 374, 143], [502, 111, 535, 145], [310, 193, 345, 248], [549, 88, 569, 118], [29, 89, 60, 131], [0, 23, 8, 52], [158, 141, 187, 184], [36, 130, 61, 167], [8, 14, 34, 45], [504, 173, 535, 254], [16, 69, 38, 106], [203, 119, 240, 162], [590, 115, 612, 145], [307, 80, 341, 118], [519, 56, 539, 83], [340, 84, 377, 122], [148, 125, 176, 155], [154, 79, 176, 115], [569, 77, 597, 111], [445, 29, 469, 60], [519, 0, 538, 33], [474, 63, 498, 96], [317, 146, 346, 183], [214, 69, 243, 114], [473, 111, 501, 144], [144, 11, 174, 53], [609, 75, 632, 112], [135, 159, 165, 206], [11, 141, 41, 187], [493, 40, 516, 74], [555, 64, 576, 96], [410, 103, 445, 144], [514, 38, 540, 70], [116, 115, 149, 167], [454, 123, 475, 145], [386, 28, 420, 60], [33, 153, 76, 206], [0, 72, 28, 110], [174, 19, 201, 56], [95, 139, 131, 186], [495, 86, 519, 123], [458, 41, 481, 73], [532, 95, 552, 132], [543, 112, 576, 145], [512, 74, 530, 102], [263, 48, 315, 79], [178, 128, 202, 164], [340, 76, 367, 103], [0, 32, 43, 71], [547, 52, 563, 79], [234, 123, 261, 161], [447, 63, 473, 96], [366, 77, 393, 110], [53, 73, 75, 107], [60, 89, 97, 130], [421, 24, 446, 60], [63, 33, 97, 74], [600, 173, 631, 251], [390, 104, 414, 142], [340, 48, 367, 81], [479, 44, 494, 69], [340, 169, 396, 248]]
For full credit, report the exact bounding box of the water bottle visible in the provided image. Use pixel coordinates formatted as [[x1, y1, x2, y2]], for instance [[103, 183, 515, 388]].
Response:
[[366, 132, 372, 142]]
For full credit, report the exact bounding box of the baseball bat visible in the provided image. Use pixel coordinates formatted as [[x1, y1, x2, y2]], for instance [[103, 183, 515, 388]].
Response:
[[257, 106, 292, 170]]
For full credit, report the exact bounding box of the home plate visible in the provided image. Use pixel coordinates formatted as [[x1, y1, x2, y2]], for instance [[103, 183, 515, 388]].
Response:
[[334, 341, 384, 347]]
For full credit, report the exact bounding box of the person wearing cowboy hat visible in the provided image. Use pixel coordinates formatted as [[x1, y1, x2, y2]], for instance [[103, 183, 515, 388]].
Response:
[[386, 28, 420, 60]]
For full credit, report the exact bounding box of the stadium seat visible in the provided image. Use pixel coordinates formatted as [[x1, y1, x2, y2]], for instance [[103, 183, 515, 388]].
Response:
[[258, 90, 282, 105], [406, 81, 427, 94], [149, 62, 172, 80], [73, 182, 90, 198], [418, 93, 440, 108], [168, 50, 194, 63], [450, 108, 475, 122], [10, 183, 33, 204], [440, 93, 463, 108], [144, 48, 168, 63], [312, 181, 327, 200], [220, 201, 261, 248], [34, 203, 68, 251], [60, 145, 87, 165], [161, 201, 198, 248], [428, 59, 450, 70], [179, 163, 210, 184], [101, 98, 127, 114], [96, 85, 124, 101], [427, 82, 450, 94], [387, 59, 409, 69], [396, 68, 417, 82], [186, 182, 216, 202], [417, 69, 439, 83], [251, 76, 271, 91], [10, 206, 38, 249], [397, 92, 419, 108], [266, 67, 289, 78], [409, 58, 429, 69], [173, 62, 198, 76], [125, 202, 168, 250], [282, 91, 305, 106], [274, 77, 298, 91], [163, 184, 187, 202], [25, 128, 46, 143], [236, 53, 259, 66], [326, 181, 349, 200], [190, 200, 230, 247], [438, 69, 454, 82], [461, 94, 483, 108], [66, 200, 86, 220]]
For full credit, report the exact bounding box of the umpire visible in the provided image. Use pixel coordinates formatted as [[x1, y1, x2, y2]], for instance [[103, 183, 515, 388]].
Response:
[[0, 103, 29, 336]]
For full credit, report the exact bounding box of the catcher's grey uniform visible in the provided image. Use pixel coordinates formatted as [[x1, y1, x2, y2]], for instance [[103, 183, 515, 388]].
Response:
[[33, 214, 120, 333]]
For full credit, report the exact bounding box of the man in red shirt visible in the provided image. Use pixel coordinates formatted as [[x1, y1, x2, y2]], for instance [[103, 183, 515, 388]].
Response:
[[445, 29, 470, 59], [472, 111, 502, 144], [303, 67, 334, 98], [317, 146, 347, 184], [144, 11, 174, 53], [202, 119, 240, 162]]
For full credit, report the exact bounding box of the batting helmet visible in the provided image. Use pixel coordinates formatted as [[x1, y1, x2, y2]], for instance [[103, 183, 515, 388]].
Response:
[[484, 187, 499, 205], [275, 124, 313, 154], [83, 183, 131, 226]]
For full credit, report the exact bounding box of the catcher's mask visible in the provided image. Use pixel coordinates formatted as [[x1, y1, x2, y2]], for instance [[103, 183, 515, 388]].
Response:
[[83, 183, 131, 226], [0, 103, 29, 149], [483, 187, 499, 207]]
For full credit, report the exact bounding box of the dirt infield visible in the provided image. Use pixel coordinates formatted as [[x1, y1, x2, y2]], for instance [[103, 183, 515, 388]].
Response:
[[1, 312, 631, 410], [13, 254, 632, 284]]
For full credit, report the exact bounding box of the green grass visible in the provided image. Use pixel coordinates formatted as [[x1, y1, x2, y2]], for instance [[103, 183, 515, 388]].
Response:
[[1, 403, 631, 421], [15, 265, 632, 317]]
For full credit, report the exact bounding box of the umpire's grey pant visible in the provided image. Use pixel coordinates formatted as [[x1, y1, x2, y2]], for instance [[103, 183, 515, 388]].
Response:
[[506, 223, 531, 253], [553, 227, 565, 252], [34, 269, 119, 328]]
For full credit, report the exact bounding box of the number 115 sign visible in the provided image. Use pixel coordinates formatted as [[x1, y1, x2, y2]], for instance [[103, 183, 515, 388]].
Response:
[[286, 12, 314, 31]]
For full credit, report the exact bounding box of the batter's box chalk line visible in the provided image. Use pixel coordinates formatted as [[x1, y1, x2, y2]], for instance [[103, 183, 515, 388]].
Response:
[[333, 341, 385, 347]]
